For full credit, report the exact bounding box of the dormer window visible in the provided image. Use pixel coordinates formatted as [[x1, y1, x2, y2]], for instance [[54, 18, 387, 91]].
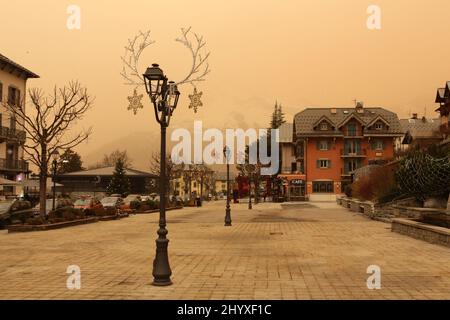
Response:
[[320, 122, 328, 131], [374, 122, 383, 130]]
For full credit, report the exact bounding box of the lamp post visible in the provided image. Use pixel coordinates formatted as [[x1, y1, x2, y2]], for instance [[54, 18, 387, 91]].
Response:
[[143, 63, 180, 286], [223, 146, 231, 226], [51, 150, 59, 211], [248, 173, 252, 210]]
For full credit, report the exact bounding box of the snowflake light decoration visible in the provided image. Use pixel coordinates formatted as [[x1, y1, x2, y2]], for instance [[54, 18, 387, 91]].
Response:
[[127, 89, 144, 115], [188, 87, 203, 113]]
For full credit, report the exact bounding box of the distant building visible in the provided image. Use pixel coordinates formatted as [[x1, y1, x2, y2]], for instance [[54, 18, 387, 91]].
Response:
[[435, 81, 450, 142], [171, 165, 215, 199], [0, 53, 39, 195], [396, 114, 442, 152], [213, 171, 235, 195], [56, 166, 158, 197], [279, 104, 403, 201]]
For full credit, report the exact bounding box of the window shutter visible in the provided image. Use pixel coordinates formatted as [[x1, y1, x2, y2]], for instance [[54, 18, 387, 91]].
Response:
[[316, 160, 320, 168], [328, 160, 331, 168], [0, 83, 2, 102], [326, 140, 330, 150], [16, 90, 21, 106], [8, 87, 13, 104], [316, 140, 320, 150], [381, 140, 385, 150], [370, 141, 376, 150]]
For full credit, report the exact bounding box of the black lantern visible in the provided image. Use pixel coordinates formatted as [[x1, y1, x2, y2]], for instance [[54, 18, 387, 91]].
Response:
[[143, 63, 167, 102]]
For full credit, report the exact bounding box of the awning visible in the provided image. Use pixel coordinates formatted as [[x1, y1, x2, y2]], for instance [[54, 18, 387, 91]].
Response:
[[0, 177, 22, 186]]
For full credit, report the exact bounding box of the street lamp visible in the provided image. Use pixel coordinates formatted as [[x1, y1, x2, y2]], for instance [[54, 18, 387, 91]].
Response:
[[223, 146, 232, 226], [143, 63, 180, 286], [51, 150, 59, 211]]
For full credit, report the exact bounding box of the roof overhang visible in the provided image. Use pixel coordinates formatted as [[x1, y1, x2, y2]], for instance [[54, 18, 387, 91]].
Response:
[[0, 54, 39, 79], [366, 115, 390, 128]]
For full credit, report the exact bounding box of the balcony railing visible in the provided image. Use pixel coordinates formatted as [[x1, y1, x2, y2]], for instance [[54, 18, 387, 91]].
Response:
[[0, 158, 29, 171], [340, 148, 367, 157], [0, 126, 26, 143]]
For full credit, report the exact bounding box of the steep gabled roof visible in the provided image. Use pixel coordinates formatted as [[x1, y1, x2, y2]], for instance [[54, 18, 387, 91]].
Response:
[[294, 107, 403, 136], [0, 53, 39, 79], [366, 114, 390, 128], [312, 115, 335, 129], [436, 88, 446, 103], [336, 112, 365, 128]]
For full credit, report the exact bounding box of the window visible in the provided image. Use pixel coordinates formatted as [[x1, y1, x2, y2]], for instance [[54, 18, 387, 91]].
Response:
[[374, 122, 383, 130], [296, 142, 304, 157], [317, 140, 329, 151], [312, 181, 334, 193], [347, 123, 357, 136], [8, 86, 20, 106], [291, 162, 297, 172], [10, 116, 16, 130], [320, 122, 328, 131], [317, 159, 331, 169], [372, 140, 384, 150], [0, 82, 3, 102]]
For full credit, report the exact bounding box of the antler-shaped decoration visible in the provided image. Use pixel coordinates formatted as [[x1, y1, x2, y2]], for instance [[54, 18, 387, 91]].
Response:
[[120, 30, 155, 87], [175, 27, 211, 87], [121, 27, 210, 114]]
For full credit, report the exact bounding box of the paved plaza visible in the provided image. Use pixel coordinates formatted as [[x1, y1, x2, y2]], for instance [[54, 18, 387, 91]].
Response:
[[0, 201, 449, 300]]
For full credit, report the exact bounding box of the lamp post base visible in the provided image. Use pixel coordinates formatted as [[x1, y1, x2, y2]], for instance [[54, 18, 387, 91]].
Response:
[[152, 237, 172, 286], [224, 208, 232, 226]]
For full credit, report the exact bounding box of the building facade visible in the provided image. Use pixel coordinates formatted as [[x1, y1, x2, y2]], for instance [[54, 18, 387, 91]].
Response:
[[0, 54, 39, 195], [279, 104, 403, 201]]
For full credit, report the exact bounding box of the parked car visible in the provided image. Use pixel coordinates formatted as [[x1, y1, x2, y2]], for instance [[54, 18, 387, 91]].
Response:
[[120, 194, 142, 212], [100, 196, 124, 213], [33, 198, 73, 216], [0, 199, 34, 228], [140, 195, 151, 202], [74, 196, 105, 216]]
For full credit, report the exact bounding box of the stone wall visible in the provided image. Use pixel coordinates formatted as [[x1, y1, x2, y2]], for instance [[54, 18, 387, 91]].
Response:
[[392, 218, 450, 248]]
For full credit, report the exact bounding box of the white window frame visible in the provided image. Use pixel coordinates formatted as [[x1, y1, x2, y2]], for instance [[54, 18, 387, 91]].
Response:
[[319, 159, 329, 168], [320, 122, 328, 131], [374, 122, 383, 130]]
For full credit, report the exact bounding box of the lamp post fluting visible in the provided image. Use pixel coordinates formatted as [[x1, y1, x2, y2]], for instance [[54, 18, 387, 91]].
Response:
[[143, 63, 180, 286], [223, 146, 232, 226], [51, 150, 59, 211]]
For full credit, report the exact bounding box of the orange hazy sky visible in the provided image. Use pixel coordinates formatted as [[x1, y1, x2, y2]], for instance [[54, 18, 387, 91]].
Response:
[[2, 0, 450, 167]]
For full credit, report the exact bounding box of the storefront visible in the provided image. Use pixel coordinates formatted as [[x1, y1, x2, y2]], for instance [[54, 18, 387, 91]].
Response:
[[277, 174, 307, 201]]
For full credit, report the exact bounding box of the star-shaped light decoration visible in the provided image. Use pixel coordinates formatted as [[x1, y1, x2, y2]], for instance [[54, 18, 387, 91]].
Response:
[[188, 87, 203, 113], [127, 89, 144, 115]]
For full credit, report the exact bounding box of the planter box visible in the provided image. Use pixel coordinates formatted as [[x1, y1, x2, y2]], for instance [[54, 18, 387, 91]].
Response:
[[134, 206, 183, 214], [8, 217, 99, 233], [392, 218, 450, 248]]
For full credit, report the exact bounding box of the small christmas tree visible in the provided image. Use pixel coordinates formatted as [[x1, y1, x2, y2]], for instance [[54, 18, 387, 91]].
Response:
[[107, 159, 131, 196]]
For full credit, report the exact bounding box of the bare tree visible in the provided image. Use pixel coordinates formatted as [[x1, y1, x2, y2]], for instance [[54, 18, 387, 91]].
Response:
[[101, 150, 132, 168], [3, 81, 93, 216], [149, 152, 176, 197]]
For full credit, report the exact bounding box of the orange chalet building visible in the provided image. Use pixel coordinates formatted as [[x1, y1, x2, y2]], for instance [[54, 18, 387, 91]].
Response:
[[278, 103, 403, 201]]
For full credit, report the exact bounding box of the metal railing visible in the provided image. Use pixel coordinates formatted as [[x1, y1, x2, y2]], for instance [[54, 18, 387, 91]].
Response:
[[0, 158, 29, 171], [0, 126, 26, 142], [340, 148, 367, 156]]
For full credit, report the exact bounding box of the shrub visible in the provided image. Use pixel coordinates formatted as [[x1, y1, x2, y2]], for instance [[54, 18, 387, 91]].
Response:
[[26, 217, 45, 225], [130, 200, 141, 210], [352, 166, 397, 202], [344, 184, 352, 198]]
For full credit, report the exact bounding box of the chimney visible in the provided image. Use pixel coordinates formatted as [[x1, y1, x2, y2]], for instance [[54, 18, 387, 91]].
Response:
[[412, 113, 418, 119], [355, 101, 364, 113]]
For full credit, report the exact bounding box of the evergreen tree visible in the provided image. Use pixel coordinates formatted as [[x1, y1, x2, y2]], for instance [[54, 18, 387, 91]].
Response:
[[57, 149, 84, 174], [277, 103, 286, 127], [106, 159, 131, 196]]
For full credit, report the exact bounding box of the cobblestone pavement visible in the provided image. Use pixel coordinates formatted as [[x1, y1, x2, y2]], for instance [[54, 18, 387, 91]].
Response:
[[0, 201, 449, 300]]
